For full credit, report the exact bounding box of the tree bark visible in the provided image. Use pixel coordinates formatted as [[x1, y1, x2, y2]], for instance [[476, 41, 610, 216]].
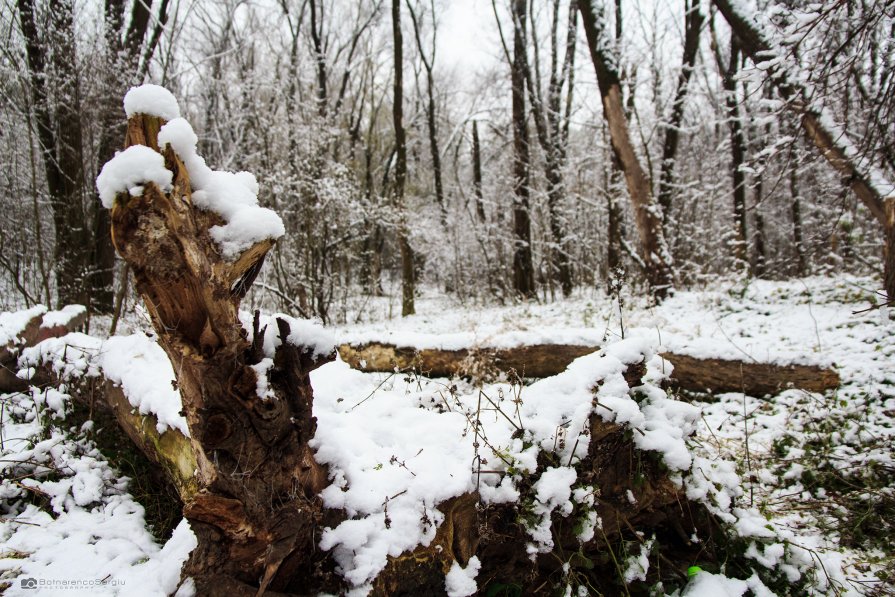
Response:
[[309, 0, 329, 118], [91, 0, 167, 313], [108, 113, 338, 594], [511, 0, 536, 299], [17, 0, 90, 309], [727, 41, 749, 269], [656, 0, 704, 227], [789, 152, 807, 276], [392, 0, 416, 316], [579, 1, 675, 300], [407, 1, 447, 226], [522, 0, 576, 297], [472, 120, 487, 223]]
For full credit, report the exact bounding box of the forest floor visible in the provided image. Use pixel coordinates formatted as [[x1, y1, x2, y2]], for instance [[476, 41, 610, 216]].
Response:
[[1, 275, 893, 595], [329, 275, 895, 595]]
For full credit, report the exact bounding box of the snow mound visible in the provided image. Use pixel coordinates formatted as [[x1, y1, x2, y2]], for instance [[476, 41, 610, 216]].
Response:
[[19, 332, 189, 437], [123, 84, 181, 121], [96, 145, 173, 209], [0, 305, 46, 347], [239, 310, 336, 361], [41, 305, 86, 329], [157, 117, 284, 259], [100, 334, 190, 436]]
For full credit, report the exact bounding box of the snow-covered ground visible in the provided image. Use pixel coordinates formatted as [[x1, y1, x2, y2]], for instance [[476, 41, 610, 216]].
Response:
[[1, 276, 892, 595]]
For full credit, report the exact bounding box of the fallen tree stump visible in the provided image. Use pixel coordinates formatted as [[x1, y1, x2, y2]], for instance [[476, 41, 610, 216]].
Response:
[[338, 341, 840, 395]]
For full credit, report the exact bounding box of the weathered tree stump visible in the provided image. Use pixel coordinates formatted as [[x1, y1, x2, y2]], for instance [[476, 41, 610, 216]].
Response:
[[106, 106, 338, 594]]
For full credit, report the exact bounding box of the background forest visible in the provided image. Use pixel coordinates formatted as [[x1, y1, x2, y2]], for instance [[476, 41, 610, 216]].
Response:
[[1, 0, 892, 321]]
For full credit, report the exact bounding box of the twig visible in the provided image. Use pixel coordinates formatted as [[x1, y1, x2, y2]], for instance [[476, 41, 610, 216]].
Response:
[[348, 371, 397, 411]]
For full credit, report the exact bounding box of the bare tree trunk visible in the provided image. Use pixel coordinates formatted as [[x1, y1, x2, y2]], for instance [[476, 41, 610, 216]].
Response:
[[108, 113, 337, 595], [579, 1, 674, 300], [752, 200, 767, 278], [309, 0, 329, 118], [18, 0, 90, 309], [607, 191, 624, 290], [511, 0, 535, 299], [545, 0, 576, 297], [519, 0, 576, 297], [713, 0, 895, 301], [91, 0, 166, 313], [392, 0, 415, 315], [472, 120, 487, 223], [407, 1, 447, 226], [711, 29, 749, 269], [788, 143, 807, 276], [656, 0, 704, 226]]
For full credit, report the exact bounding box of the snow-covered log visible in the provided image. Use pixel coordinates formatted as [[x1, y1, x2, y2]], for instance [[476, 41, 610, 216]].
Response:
[[0, 305, 86, 392], [338, 341, 598, 379], [338, 341, 840, 395]]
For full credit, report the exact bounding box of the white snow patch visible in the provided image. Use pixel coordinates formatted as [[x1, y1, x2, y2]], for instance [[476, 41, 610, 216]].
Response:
[[41, 305, 86, 329], [123, 84, 181, 121], [0, 305, 46, 347], [100, 334, 189, 436], [157, 117, 284, 259], [96, 145, 173, 209], [444, 556, 481, 597]]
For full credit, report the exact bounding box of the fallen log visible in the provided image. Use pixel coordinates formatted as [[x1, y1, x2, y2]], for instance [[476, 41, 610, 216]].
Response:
[[14, 332, 198, 503], [337, 342, 840, 395], [338, 341, 597, 379], [101, 380, 197, 501], [667, 353, 840, 396], [0, 306, 87, 392]]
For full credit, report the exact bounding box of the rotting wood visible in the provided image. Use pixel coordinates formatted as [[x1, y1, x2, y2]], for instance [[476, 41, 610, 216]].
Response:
[[338, 342, 597, 379], [102, 381, 197, 500], [338, 342, 840, 395]]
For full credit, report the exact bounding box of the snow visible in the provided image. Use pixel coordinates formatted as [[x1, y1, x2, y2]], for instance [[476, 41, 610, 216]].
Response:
[[239, 310, 336, 360], [99, 334, 190, 436], [528, 466, 577, 551], [311, 360, 475, 589], [622, 538, 653, 583], [681, 570, 766, 596], [123, 84, 181, 121], [0, 382, 194, 596], [41, 305, 86, 329], [99, 85, 285, 258], [0, 305, 45, 347], [444, 556, 481, 597], [19, 332, 189, 437], [157, 117, 285, 259], [96, 145, 173, 209]]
